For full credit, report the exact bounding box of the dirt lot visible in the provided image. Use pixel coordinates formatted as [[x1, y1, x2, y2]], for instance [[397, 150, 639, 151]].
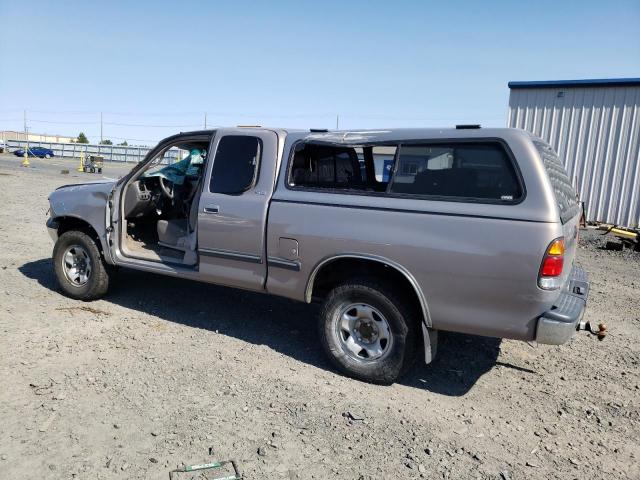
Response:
[[0, 156, 638, 480]]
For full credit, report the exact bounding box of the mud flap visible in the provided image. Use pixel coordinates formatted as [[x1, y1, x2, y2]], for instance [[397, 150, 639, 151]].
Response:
[[422, 323, 438, 364]]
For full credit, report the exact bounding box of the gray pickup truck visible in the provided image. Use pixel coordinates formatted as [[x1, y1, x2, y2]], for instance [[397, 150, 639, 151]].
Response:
[[47, 127, 590, 384]]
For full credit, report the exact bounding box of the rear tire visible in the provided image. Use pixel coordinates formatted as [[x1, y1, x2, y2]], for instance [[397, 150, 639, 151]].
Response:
[[53, 230, 110, 301], [319, 278, 418, 384]]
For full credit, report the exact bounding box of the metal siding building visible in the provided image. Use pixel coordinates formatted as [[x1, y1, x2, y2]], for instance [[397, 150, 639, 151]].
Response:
[[507, 78, 640, 227]]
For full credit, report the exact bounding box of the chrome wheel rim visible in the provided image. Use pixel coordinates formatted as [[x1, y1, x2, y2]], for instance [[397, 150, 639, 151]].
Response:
[[334, 303, 393, 362], [62, 245, 92, 286]]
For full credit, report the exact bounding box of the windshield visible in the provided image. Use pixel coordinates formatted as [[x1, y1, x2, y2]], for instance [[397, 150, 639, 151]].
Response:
[[142, 148, 206, 185]]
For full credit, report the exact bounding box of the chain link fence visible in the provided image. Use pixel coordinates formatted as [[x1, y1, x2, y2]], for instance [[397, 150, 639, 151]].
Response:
[[5, 139, 180, 163]]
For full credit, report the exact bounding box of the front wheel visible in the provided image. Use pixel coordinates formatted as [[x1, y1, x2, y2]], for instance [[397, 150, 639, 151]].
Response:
[[319, 278, 418, 384], [53, 230, 110, 300]]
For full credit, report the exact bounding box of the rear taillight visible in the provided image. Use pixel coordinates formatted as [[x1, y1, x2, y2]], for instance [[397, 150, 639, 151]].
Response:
[[538, 238, 565, 290]]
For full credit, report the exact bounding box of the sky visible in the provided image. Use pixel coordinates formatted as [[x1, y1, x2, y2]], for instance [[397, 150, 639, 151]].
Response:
[[0, 0, 638, 145]]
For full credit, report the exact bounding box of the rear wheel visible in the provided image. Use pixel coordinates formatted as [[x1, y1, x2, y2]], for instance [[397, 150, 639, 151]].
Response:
[[319, 278, 418, 384], [53, 230, 110, 300]]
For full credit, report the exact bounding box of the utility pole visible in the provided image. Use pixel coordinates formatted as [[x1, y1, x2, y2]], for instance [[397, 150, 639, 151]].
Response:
[[22, 109, 30, 166], [336, 114, 339, 130], [100, 112, 103, 144], [204, 112, 207, 129]]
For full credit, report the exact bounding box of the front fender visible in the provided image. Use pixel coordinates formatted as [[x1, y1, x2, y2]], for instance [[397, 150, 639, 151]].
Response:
[[48, 181, 115, 260]]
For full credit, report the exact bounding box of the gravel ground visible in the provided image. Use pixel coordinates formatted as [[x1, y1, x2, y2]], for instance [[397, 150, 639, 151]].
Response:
[[0, 158, 638, 479]]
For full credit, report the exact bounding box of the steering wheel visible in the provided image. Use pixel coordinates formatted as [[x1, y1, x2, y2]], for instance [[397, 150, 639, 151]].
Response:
[[159, 177, 174, 199]]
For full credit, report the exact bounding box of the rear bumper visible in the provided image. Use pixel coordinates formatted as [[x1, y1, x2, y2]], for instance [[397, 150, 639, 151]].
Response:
[[536, 265, 589, 345]]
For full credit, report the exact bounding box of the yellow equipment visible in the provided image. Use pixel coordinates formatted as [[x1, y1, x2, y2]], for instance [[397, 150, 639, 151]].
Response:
[[598, 224, 640, 251], [21, 147, 30, 167], [81, 155, 103, 173]]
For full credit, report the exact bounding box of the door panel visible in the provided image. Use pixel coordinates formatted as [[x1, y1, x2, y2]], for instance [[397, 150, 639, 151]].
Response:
[[197, 129, 278, 291]]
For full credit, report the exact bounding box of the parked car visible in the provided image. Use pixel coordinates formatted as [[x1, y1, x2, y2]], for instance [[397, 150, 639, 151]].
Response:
[[13, 147, 55, 158], [0, 140, 6, 153], [46, 127, 590, 384]]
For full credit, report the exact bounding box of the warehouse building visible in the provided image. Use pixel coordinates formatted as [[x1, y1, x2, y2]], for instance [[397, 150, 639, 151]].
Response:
[[0, 130, 76, 144], [507, 78, 640, 227]]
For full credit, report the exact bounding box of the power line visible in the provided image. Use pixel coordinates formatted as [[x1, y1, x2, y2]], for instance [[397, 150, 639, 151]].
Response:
[[103, 121, 204, 128], [2, 109, 338, 119], [24, 109, 206, 117], [29, 119, 100, 125]]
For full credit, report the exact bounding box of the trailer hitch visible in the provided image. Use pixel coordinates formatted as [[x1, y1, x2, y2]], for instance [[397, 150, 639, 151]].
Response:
[[577, 321, 607, 341]]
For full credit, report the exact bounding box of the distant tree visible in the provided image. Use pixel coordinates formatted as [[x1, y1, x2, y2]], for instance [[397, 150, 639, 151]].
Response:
[[77, 132, 89, 144], [118, 140, 128, 146], [100, 139, 113, 145]]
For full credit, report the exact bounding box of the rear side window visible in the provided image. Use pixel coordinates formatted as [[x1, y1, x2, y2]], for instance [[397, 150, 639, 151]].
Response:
[[533, 140, 579, 222], [289, 144, 364, 189], [389, 143, 522, 201], [210, 136, 261, 194]]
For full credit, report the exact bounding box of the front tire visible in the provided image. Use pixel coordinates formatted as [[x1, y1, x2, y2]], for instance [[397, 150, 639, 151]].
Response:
[[319, 278, 418, 384], [53, 230, 110, 300]]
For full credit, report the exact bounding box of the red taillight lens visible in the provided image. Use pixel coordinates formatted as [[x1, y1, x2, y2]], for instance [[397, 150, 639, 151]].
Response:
[[538, 238, 565, 289], [541, 255, 564, 276]]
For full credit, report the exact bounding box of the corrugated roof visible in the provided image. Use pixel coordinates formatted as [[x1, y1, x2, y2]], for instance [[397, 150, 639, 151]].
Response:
[[508, 78, 640, 89]]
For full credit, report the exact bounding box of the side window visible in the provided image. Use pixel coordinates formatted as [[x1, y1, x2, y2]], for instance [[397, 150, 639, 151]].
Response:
[[289, 144, 363, 189], [533, 140, 579, 221], [210, 136, 261, 194], [372, 146, 397, 183], [289, 143, 398, 192], [389, 143, 521, 201]]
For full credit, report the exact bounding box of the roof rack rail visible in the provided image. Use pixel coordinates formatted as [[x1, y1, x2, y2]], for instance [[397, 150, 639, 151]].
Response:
[[309, 128, 329, 133], [456, 124, 481, 129], [236, 125, 262, 128]]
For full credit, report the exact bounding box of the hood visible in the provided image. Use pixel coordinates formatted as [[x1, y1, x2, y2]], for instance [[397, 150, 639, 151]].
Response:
[[54, 179, 116, 191], [49, 180, 116, 221]]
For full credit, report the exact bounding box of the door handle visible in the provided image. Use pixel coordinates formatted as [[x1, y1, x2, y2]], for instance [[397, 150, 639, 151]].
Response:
[[203, 205, 220, 214]]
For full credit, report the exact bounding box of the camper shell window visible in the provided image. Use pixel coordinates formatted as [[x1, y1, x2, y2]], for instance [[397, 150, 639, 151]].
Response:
[[287, 140, 522, 203]]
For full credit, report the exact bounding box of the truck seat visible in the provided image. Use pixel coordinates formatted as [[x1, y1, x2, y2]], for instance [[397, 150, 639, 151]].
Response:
[[156, 191, 201, 251], [157, 219, 188, 249]]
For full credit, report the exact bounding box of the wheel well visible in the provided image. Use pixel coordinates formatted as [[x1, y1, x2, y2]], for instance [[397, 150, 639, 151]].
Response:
[[310, 257, 425, 321], [55, 217, 103, 253]]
